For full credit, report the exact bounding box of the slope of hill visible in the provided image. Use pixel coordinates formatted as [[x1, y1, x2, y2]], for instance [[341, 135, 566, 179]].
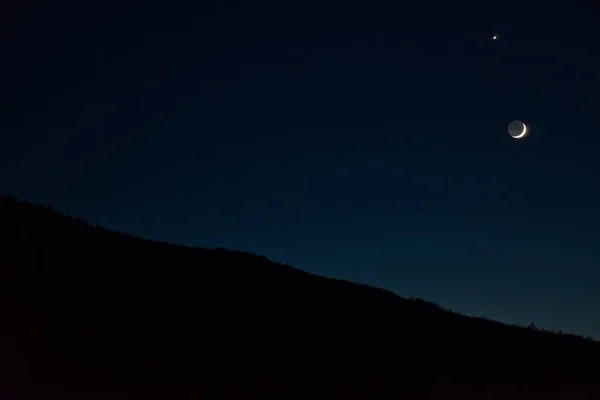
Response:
[[1, 194, 598, 399]]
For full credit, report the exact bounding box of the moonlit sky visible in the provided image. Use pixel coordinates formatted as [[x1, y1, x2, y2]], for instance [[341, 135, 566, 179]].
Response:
[[2, 1, 600, 337]]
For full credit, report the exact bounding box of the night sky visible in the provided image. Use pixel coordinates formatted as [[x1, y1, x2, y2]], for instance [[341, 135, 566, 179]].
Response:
[[2, 1, 600, 337]]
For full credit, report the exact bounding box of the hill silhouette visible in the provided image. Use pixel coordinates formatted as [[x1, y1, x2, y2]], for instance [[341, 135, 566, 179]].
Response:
[[1, 194, 598, 399]]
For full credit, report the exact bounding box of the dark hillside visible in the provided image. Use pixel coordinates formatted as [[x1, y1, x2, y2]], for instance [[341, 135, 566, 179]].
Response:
[[0, 195, 598, 399]]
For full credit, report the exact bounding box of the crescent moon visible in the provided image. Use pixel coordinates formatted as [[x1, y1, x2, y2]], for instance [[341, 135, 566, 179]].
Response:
[[513, 123, 527, 139]]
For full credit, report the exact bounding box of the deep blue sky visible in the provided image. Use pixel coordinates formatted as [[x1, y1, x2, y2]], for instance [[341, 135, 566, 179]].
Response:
[[2, 1, 600, 337]]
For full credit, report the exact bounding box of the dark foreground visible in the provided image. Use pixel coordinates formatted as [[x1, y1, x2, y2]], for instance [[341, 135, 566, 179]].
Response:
[[1, 195, 598, 399]]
